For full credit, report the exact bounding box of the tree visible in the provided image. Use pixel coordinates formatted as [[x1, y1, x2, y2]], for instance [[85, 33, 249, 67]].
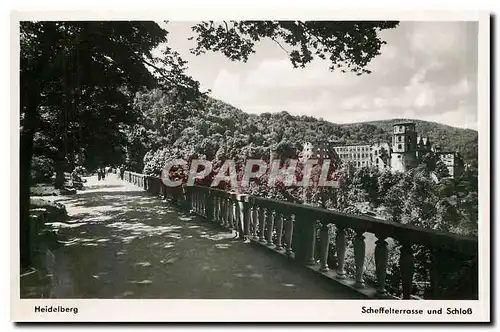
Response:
[[190, 21, 399, 74], [20, 21, 201, 268]]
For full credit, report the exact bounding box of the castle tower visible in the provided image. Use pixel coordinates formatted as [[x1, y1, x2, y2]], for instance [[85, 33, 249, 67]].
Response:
[[390, 122, 418, 172]]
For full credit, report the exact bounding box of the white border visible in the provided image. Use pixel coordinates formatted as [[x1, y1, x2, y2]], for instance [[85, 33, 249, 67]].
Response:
[[9, 9, 490, 323]]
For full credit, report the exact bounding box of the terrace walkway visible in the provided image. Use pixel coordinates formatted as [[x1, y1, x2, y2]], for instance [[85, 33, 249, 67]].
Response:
[[22, 175, 365, 299]]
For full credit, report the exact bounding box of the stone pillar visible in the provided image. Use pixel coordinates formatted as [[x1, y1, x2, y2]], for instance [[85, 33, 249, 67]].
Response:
[[306, 221, 317, 266], [319, 223, 330, 272], [285, 215, 294, 257], [335, 227, 346, 278], [274, 212, 284, 251], [252, 205, 260, 240], [375, 234, 389, 296], [400, 243, 414, 299], [206, 190, 215, 222], [266, 209, 275, 247], [353, 230, 366, 288], [259, 208, 267, 243], [236, 194, 250, 240]]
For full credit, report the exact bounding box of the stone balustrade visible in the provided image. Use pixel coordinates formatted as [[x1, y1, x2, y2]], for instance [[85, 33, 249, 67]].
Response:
[[123, 171, 478, 300]]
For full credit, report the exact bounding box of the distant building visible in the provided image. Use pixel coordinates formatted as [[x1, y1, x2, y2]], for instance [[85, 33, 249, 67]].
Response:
[[390, 122, 418, 172], [299, 122, 464, 178], [432, 145, 465, 178], [300, 141, 337, 161]]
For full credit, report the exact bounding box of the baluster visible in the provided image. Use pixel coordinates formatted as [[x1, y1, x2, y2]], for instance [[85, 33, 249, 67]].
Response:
[[375, 235, 389, 296], [306, 221, 317, 266], [199, 191, 204, 216], [237, 195, 244, 238], [195, 191, 199, 213], [183, 185, 190, 213], [335, 226, 347, 278], [237, 194, 250, 240], [196, 191, 201, 214], [190, 190, 195, 212], [201, 192, 206, 216], [266, 210, 275, 247], [430, 249, 442, 299], [225, 197, 231, 228], [400, 243, 414, 299], [213, 195, 219, 222], [217, 196, 222, 224], [285, 215, 294, 257], [275, 212, 284, 251], [195, 191, 200, 214], [205, 192, 209, 217], [231, 198, 237, 230], [252, 206, 259, 240], [259, 208, 267, 243], [353, 230, 366, 288], [319, 223, 330, 272], [220, 198, 227, 226], [227, 198, 233, 229], [197, 191, 201, 214], [224, 197, 230, 228], [243, 198, 251, 240]]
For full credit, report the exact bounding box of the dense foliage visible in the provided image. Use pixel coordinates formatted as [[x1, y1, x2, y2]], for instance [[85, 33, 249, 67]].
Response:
[[130, 92, 478, 175], [20, 21, 201, 267], [22, 19, 478, 299], [128, 89, 478, 299], [190, 21, 399, 74], [127, 89, 478, 236], [22, 20, 403, 268]]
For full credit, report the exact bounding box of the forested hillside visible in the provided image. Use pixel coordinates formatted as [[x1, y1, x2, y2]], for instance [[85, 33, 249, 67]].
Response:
[[124, 90, 478, 175], [357, 119, 478, 163]]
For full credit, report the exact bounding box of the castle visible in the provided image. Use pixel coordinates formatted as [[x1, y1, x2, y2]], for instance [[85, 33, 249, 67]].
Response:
[[299, 122, 465, 178]]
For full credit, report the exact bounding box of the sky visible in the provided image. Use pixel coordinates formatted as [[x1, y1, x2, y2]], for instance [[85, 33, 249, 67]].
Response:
[[161, 21, 478, 130]]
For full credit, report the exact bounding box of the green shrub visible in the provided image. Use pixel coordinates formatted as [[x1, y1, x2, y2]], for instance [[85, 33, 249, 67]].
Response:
[[31, 156, 54, 183], [30, 198, 67, 221]]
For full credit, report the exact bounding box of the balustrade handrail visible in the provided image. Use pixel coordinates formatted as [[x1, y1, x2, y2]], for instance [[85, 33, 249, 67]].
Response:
[[125, 171, 145, 177], [122, 171, 478, 299], [123, 171, 477, 256], [191, 184, 477, 256]]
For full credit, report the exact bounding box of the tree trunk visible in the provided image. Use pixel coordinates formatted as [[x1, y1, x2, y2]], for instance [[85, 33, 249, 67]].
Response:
[[20, 110, 36, 269], [54, 157, 65, 189]]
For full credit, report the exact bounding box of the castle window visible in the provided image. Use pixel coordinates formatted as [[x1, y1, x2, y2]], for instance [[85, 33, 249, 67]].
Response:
[[397, 155, 401, 159], [398, 144, 402, 150], [398, 136, 402, 142], [375, 150, 378, 155]]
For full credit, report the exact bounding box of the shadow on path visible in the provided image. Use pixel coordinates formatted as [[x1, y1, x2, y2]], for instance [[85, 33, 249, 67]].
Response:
[[22, 175, 365, 299]]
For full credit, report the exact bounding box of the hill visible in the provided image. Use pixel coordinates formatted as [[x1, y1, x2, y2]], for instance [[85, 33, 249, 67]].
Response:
[[200, 97, 478, 164], [128, 91, 479, 173], [342, 118, 478, 163]]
